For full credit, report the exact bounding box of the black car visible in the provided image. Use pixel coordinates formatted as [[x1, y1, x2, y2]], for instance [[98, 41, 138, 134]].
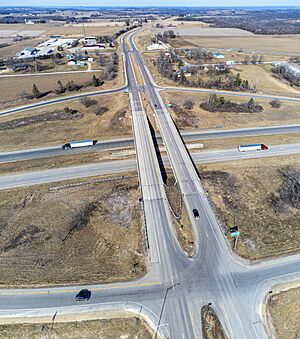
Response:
[[193, 209, 199, 220], [75, 289, 91, 301]]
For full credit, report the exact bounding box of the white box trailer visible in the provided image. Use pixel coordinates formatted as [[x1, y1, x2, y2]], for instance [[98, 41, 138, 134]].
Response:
[[238, 144, 268, 152], [62, 140, 97, 149]]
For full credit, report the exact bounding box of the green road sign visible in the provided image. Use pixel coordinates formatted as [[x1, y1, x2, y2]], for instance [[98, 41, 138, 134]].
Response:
[[230, 231, 240, 237]]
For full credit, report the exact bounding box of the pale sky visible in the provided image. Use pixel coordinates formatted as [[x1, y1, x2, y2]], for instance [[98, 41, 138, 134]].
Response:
[[1, 0, 300, 7]]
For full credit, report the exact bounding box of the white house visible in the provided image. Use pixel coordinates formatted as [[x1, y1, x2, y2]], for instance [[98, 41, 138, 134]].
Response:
[[68, 60, 77, 66], [16, 47, 37, 58], [68, 60, 86, 67]]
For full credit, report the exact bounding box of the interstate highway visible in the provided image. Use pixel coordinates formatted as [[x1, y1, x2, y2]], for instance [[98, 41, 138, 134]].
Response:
[[1, 143, 300, 190], [0, 27, 300, 339], [1, 124, 300, 163]]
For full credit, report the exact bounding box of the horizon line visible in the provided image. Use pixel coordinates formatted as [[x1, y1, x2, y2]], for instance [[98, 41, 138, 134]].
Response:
[[1, 5, 300, 8]]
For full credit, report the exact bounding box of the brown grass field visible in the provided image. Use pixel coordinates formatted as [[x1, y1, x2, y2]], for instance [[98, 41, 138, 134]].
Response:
[[267, 286, 300, 339], [0, 174, 146, 287], [232, 64, 300, 97], [0, 317, 152, 339], [0, 72, 100, 106], [198, 155, 300, 260], [169, 35, 300, 54], [0, 22, 123, 38], [162, 91, 300, 130], [135, 28, 153, 51], [0, 92, 131, 151], [0, 52, 125, 109]]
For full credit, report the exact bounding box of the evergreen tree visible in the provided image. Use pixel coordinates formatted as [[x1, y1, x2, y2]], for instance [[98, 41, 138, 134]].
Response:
[[247, 98, 256, 110], [234, 73, 242, 88], [32, 84, 41, 98], [92, 75, 99, 87], [57, 80, 64, 94], [179, 70, 186, 84]]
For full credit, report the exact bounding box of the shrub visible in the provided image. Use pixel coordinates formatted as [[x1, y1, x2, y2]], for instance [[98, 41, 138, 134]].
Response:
[[183, 99, 195, 110], [269, 99, 281, 108], [80, 96, 97, 108]]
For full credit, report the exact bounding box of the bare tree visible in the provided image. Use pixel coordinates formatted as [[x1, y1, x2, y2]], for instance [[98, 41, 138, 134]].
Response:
[[183, 99, 195, 110]]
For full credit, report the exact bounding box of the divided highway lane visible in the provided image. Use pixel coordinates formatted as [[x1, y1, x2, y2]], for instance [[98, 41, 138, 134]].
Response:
[[130, 29, 296, 339], [138, 51, 254, 339], [0, 138, 135, 163], [123, 31, 194, 338], [2, 143, 300, 190], [0, 160, 137, 190], [2, 124, 300, 163]]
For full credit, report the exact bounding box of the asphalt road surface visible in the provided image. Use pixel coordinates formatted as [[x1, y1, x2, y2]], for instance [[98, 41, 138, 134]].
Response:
[[0, 28, 300, 339], [1, 143, 300, 190], [1, 124, 300, 164]]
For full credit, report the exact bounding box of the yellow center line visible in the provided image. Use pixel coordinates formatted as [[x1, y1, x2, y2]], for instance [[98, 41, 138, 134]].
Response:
[[0, 282, 161, 296]]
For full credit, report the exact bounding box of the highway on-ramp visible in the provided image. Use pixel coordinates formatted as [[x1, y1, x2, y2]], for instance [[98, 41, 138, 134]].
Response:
[[0, 28, 300, 339]]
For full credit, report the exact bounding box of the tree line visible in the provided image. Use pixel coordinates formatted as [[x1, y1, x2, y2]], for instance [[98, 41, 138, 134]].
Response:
[[273, 63, 300, 87], [154, 52, 253, 92], [22, 52, 119, 101]]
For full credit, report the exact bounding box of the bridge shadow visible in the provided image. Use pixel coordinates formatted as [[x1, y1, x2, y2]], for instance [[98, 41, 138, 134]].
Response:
[[171, 116, 203, 180], [147, 116, 168, 183]]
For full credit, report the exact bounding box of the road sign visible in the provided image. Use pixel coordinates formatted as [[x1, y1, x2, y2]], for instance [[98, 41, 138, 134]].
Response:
[[230, 231, 240, 237]]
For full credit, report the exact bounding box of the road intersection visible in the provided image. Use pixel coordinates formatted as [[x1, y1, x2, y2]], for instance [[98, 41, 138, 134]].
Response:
[[0, 28, 299, 338]]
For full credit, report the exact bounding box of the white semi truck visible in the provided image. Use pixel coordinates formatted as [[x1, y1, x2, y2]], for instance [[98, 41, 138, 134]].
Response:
[[62, 140, 97, 149], [237, 144, 268, 152]]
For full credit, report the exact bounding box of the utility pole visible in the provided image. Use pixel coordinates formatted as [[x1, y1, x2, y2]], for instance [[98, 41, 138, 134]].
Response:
[[82, 20, 86, 38], [51, 310, 57, 330], [154, 283, 180, 339]]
